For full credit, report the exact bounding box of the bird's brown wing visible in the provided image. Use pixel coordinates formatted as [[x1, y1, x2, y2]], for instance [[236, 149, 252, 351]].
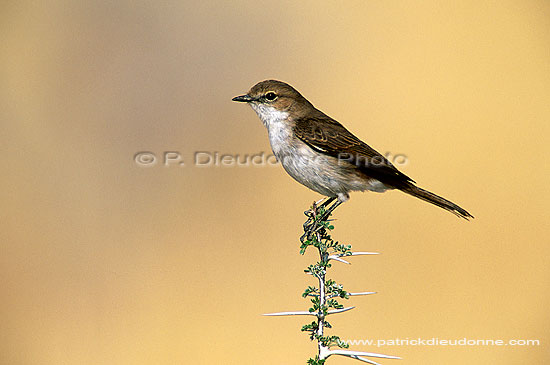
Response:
[[293, 116, 414, 188]]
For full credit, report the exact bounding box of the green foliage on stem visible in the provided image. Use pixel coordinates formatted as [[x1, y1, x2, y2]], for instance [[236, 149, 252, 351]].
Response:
[[302, 202, 351, 364], [307, 356, 326, 365]]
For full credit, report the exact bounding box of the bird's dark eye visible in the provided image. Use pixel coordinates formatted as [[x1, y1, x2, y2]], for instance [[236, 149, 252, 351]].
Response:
[[265, 92, 277, 101]]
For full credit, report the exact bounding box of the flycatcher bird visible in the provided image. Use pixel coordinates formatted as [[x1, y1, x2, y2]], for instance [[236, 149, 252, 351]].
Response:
[[232, 80, 473, 219]]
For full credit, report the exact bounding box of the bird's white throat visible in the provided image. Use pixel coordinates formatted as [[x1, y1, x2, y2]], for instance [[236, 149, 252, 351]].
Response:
[[249, 103, 292, 156], [249, 103, 289, 128]]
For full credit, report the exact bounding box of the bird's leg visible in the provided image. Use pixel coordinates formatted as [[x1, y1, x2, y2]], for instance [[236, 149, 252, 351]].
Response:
[[303, 197, 334, 227], [318, 197, 336, 210], [301, 198, 342, 243], [321, 199, 343, 220], [303, 197, 334, 231]]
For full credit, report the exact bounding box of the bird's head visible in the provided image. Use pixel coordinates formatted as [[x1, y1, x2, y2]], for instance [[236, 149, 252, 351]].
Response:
[[232, 80, 314, 125]]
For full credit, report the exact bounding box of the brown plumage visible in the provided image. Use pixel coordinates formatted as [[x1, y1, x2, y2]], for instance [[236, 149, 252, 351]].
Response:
[[293, 115, 472, 219], [233, 80, 473, 220]]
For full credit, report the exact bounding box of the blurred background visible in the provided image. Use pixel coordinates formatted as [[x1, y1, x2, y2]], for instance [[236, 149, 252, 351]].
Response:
[[1, 1, 549, 364]]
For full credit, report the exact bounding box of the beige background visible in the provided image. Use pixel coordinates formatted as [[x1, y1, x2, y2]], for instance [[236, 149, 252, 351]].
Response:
[[1, 1, 549, 364]]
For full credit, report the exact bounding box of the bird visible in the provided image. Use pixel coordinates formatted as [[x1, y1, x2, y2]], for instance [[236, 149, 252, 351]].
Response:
[[232, 80, 473, 219]]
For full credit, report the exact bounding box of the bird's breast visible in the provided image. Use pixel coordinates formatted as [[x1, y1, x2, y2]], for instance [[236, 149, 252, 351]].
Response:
[[262, 114, 391, 197]]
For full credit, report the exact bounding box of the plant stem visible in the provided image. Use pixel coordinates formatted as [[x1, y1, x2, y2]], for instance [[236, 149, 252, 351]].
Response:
[[317, 249, 326, 358]]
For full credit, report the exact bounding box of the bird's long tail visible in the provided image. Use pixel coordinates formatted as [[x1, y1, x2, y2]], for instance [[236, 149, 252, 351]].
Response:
[[401, 184, 473, 220]]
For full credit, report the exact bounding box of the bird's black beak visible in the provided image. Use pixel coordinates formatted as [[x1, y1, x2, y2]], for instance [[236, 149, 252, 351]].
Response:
[[232, 94, 254, 103]]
